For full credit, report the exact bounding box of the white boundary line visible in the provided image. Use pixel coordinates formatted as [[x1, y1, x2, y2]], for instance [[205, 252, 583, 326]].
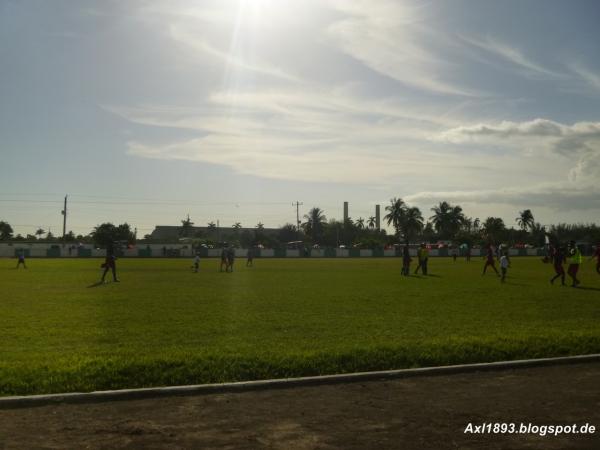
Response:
[[1, 354, 599, 408]]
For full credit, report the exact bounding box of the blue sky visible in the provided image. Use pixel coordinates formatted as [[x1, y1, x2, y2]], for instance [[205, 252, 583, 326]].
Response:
[[1, 0, 600, 237]]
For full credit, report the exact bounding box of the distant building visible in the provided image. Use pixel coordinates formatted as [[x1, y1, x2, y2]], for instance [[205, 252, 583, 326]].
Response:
[[148, 225, 279, 241]]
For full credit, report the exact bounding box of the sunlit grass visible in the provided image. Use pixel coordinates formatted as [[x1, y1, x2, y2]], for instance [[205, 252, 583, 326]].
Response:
[[1, 257, 599, 395]]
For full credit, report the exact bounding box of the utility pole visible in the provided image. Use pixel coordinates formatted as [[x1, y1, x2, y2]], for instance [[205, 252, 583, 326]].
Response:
[[61, 195, 68, 239], [293, 201, 303, 234]]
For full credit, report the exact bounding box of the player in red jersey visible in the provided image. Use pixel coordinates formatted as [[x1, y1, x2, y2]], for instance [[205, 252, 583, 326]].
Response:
[[482, 244, 499, 276], [550, 245, 566, 285]]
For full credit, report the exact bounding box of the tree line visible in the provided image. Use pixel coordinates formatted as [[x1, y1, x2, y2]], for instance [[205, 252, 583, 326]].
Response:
[[1, 199, 599, 248]]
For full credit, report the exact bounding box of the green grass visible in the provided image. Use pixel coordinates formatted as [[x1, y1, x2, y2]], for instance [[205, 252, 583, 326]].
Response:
[[1, 257, 599, 396]]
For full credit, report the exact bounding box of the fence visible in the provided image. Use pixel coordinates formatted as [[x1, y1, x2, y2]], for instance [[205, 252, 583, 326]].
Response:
[[0, 243, 553, 258]]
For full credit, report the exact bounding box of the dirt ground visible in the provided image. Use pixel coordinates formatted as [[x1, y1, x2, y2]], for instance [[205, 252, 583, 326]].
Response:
[[1, 363, 599, 449]]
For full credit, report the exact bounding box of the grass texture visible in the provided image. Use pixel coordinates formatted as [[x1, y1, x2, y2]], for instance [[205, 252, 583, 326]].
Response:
[[1, 257, 599, 395]]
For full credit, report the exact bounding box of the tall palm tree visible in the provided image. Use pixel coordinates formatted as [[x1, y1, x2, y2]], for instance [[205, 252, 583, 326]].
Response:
[[400, 207, 424, 244], [516, 209, 535, 232], [430, 201, 465, 240], [356, 217, 365, 229], [367, 216, 377, 229], [430, 201, 451, 237], [384, 197, 406, 236], [232, 222, 242, 229], [302, 207, 327, 242], [35, 228, 45, 240], [255, 222, 264, 230], [207, 221, 216, 230]]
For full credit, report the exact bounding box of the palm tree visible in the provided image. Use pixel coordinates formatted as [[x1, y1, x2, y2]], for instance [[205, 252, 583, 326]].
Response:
[[302, 207, 327, 242], [356, 217, 365, 229], [255, 222, 264, 230], [430, 201, 465, 240], [207, 221, 216, 230], [430, 201, 451, 237], [367, 216, 376, 230], [180, 215, 194, 237], [232, 222, 242, 230], [400, 206, 424, 244], [516, 209, 535, 232], [384, 197, 406, 236], [35, 228, 45, 240]]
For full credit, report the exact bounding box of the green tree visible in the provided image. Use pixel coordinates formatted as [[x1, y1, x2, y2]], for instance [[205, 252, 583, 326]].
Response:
[[91, 223, 136, 248], [384, 197, 406, 237], [430, 201, 466, 240], [367, 216, 377, 229], [400, 206, 424, 244], [35, 228, 45, 240], [0, 221, 14, 240], [482, 217, 506, 243], [180, 215, 194, 238], [356, 217, 365, 230], [302, 207, 327, 243], [516, 209, 535, 232]]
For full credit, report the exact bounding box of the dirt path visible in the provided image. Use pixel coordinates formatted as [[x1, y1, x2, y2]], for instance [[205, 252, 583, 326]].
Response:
[[1, 363, 599, 449]]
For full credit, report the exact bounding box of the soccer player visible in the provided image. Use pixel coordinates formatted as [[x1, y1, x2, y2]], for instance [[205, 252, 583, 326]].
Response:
[[220, 247, 228, 272], [482, 244, 500, 276], [589, 244, 600, 276], [226, 246, 235, 272], [550, 245, 566, 285], [499, 252, 510, 283], [15, 250, 27, 269], [465, 245, 471, 262], [101, 243, 119, 283], [414, 243, 429, 275], [402, 244, 411, 276], [567, 240, 582, 287], [246, 247, 254, 267], [192, 253, 200, 273], [450, 246, 458, 262]]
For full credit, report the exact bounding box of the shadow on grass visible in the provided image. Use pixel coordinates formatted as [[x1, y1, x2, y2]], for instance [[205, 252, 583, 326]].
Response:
[[87, 281, 106, 288], [574, 286, 600, 292]]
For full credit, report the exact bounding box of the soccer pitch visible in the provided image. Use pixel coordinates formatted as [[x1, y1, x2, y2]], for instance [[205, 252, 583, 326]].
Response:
[[1, 257, 599, 396]]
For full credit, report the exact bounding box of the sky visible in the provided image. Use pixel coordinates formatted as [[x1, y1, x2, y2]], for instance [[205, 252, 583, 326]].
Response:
[[1, 0, 600, 237]]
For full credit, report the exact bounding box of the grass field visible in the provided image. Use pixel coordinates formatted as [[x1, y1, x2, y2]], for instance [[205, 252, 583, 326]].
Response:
[[1, 257, 600, 396]]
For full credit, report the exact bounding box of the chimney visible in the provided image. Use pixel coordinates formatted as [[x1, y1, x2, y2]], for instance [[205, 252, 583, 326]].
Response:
[[375, 204, 381, 231], [343, 201, 349, 223]]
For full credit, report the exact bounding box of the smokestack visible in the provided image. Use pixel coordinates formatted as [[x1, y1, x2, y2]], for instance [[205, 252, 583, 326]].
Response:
[[343, 201, 349, 223], [375, 204, 381, 231]]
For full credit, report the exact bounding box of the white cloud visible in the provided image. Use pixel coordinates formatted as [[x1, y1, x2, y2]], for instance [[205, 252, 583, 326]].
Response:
[[433, 118, 600, 186], [405, 183, 600, 212]]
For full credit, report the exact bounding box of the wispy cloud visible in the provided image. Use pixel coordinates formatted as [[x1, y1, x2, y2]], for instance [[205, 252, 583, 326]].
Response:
[[326, 0, 482, 96], [459, 34, 564, 79], [168, 23, 302, 83], [569, 62, 600, 93]]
